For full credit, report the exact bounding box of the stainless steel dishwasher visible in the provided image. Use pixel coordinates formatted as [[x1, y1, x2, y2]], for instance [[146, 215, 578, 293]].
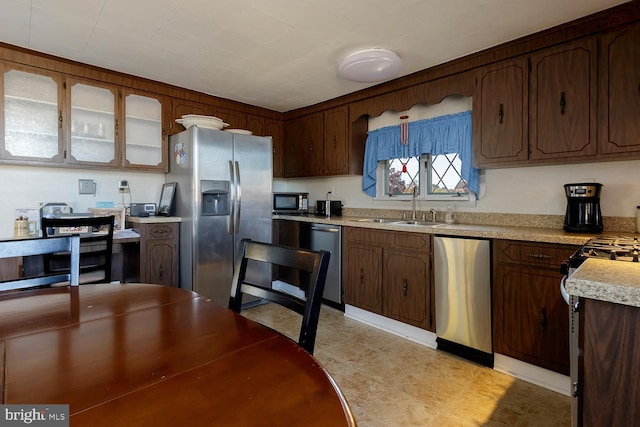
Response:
[[434, 236, 493, 367], [300, 222, 342, 308]]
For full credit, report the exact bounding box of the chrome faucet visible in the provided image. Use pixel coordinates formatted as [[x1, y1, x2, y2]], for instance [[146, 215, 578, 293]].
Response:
[[430, 208, 438, 222], [411, 187, 418, 220]]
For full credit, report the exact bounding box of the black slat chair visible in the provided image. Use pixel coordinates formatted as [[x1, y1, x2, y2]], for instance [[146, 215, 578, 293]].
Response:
[[229, 238, 330, 355], [41, 216, 115, 284], [0, 235, 80, 291]]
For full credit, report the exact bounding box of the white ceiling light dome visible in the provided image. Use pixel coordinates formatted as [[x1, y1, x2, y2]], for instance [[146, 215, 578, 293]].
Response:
[[338, 48, 403, 83]]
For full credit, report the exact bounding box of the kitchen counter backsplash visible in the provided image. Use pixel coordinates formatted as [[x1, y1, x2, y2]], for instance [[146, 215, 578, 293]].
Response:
[[341, 208, 636, 233]]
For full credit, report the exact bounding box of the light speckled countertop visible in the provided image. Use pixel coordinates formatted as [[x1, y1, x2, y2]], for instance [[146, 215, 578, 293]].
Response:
[[126, 216, 181, 224], [566, 258, 640, 307], [273, 214, 595, 245]]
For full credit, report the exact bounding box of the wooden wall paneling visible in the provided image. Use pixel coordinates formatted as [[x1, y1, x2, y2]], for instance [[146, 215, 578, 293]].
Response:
[[349, 87, 409, 121], [211, 106, 246, 129], [348, 71, 473, 123]]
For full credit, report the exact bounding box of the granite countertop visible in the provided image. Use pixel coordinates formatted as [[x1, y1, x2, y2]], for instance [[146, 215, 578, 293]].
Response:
[[276, 214, 640, 306], [273, 214, 595, 246], [566, 258, 640, 308], [126, 216, 181, 224]]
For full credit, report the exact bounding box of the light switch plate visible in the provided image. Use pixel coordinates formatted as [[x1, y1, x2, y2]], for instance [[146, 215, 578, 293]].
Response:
[[79, 179, 95, 195]]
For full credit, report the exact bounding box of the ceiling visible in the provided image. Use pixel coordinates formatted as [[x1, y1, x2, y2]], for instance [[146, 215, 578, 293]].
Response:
[[0, 0, 629, 113]]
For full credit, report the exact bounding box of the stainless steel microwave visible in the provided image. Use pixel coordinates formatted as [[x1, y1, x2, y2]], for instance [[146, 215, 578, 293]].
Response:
[[272, 192, 309, 214]]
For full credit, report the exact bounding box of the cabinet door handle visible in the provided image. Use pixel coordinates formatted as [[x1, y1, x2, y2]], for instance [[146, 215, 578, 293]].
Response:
[[359, 268, 364, 284], [540, 307, 547, 331], [403, 279, 408, 296], [498, 103, 504, 124], [159, 264, 163, 280], [560, 91, 566, 115], [527, 253, 553, 260]]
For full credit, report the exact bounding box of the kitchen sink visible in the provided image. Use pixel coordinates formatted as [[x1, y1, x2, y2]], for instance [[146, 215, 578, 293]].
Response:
[[351, 218, 399, 223], [350, 218, 445, 227], [392, 220, 442, 227]]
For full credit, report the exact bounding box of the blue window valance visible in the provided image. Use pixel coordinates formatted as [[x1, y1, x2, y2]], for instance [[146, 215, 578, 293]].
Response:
[[362, 110, 479, 197]]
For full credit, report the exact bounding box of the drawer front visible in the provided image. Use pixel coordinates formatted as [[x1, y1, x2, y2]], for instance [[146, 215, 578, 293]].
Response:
[[494, 239, 577, 268], [146, 223, 178, 240], [344, 226, 430, 252]]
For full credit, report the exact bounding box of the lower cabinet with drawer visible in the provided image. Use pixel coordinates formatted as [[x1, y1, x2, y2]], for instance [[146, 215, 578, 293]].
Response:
[[343, 227, 434, 331], [492, 239, 578, 374], [129, 221, 179, 287]]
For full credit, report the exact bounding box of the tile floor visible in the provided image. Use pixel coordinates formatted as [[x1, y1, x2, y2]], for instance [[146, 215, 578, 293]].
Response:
[[242, 303, 571, 427]]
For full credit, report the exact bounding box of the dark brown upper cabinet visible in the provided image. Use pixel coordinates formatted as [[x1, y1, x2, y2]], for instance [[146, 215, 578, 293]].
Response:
[[283, 106, 366, 178], [473, 38, 598, 168], [598, 21, 640, 156], [473, 57, 529, 167], [529, 38, 598, 161]]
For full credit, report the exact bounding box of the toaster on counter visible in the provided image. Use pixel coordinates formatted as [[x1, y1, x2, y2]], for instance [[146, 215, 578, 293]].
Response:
[[315, 200, 342, 217]]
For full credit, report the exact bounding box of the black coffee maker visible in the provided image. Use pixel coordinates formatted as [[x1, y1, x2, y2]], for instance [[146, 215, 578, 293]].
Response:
[[563, 183, 603, 233]]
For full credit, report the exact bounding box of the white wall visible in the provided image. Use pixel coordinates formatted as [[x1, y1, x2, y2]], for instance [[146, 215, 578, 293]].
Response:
[[0, 165, 164, 237], [274, 160, 640, 218], [274, 96, 640, 218]]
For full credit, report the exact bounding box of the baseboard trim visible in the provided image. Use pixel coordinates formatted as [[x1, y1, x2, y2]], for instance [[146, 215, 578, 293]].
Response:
[[344, 305, 570, 396], [493, 354, 570, 396], [344, 305, 437, 349]]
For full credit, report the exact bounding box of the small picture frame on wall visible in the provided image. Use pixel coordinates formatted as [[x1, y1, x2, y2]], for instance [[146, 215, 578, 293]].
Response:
[[158, 182, 177, 216]]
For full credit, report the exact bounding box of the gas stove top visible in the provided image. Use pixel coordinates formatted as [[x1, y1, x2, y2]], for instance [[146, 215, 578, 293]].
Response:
[[576, 235, 640, 263]]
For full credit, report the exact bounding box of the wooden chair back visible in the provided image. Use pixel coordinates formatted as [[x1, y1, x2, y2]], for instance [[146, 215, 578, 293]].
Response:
[[41, 216, 115, 284], [0, 235, 80, 291], [229, 238, 330, 354]]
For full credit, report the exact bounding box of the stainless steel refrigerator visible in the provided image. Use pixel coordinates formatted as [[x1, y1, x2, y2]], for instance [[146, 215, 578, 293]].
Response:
[[167, 126, 272, 306]]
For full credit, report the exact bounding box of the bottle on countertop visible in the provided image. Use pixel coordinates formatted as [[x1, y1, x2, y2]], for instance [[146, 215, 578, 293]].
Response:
[[445, 205, 455, 224]]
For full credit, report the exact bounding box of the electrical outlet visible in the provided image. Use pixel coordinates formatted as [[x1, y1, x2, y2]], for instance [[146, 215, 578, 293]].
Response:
[[119, 179, 130, 193], [328, 185, 335, 197]]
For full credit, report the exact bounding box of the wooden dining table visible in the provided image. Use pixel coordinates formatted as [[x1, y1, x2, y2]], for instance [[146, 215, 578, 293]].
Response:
[[0, 283, 356, 426]]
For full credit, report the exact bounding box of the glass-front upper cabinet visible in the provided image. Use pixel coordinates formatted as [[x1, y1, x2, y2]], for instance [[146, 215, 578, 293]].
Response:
[[123, 89, 167, 170], [1, 65, 64, 162], [67, 79, 117, 166], [2, 65, 169, 171]]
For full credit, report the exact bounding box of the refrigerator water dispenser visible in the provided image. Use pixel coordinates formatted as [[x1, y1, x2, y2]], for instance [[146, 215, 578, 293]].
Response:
[[201, 180, 230, 216]]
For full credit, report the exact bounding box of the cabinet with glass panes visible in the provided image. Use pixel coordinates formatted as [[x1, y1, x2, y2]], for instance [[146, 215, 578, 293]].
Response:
[[1, 64, 168, 171], [1, 65, 64, 162]]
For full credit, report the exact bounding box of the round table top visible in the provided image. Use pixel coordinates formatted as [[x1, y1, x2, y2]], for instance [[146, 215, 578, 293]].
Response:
[[0, 283, 356, 426]]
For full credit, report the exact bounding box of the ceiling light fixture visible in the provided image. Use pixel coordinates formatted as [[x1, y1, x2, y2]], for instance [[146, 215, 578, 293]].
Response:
[[338, 48, 403, 83]]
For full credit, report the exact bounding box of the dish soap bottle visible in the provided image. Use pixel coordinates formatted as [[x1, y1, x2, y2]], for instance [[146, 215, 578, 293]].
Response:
[[445, 205, 455, 224]]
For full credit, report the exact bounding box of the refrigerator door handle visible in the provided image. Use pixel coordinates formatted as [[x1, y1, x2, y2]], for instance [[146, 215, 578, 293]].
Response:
[[235, 160, 241, 234], [228, 160, 234, 235]]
